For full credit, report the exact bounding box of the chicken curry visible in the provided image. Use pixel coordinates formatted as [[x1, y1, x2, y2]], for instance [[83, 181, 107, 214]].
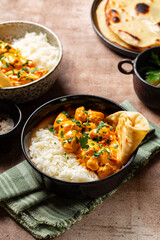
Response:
[[52, 106, 122, 179], [0, 40, 48, 87]]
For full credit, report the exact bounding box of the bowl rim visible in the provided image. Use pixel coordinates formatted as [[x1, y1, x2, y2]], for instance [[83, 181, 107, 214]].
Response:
[[0, 20, 63, 90], [0, 100, 22, 136], [21, 94, 138, 186], [134, 46, 160, 89]]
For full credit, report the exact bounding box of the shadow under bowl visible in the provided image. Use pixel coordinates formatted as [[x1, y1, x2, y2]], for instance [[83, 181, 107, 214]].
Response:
[[0, 100, 22, 153], [21, 95, 137, 199]]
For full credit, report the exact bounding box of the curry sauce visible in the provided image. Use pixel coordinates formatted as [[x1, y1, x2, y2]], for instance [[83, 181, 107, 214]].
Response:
[[0, 40, 48, 86], [53, 106, 121, 179]]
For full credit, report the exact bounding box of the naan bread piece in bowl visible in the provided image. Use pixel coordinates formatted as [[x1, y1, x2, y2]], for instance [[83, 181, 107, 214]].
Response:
[[105, 0, 160, 50], [106, 111, 150, 166]]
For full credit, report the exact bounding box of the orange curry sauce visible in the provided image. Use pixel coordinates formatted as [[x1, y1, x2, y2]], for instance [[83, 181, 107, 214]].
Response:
[[53, 106, 121, 179], [0, 40, 48, 86]]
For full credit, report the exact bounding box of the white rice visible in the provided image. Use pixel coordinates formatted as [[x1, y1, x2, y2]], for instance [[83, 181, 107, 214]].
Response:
[[29, 128, 99, 182], [12, 32, 60, 71]]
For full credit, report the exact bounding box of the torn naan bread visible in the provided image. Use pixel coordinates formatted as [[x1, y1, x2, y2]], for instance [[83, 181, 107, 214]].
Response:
[[105, 0, 160, 50], [106, 111, 150, 165]]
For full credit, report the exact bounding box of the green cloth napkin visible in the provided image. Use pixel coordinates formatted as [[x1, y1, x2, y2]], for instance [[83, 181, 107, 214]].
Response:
[[0, 100, 160, 239]]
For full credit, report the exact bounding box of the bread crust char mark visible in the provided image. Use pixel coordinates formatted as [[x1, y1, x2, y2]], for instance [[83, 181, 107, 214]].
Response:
[[135, 3, 150, 15]]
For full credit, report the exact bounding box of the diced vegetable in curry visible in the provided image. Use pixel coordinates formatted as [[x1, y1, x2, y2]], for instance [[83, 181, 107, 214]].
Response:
[[0, 40, 48, 86], [52, 106, 122, 179]]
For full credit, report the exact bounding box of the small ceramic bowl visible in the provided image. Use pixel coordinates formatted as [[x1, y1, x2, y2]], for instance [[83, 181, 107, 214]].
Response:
[[21, 95, 138, 199], [0, 21, 62, 103], [118, 46, 160, 110], [0, 100, 22, 152]]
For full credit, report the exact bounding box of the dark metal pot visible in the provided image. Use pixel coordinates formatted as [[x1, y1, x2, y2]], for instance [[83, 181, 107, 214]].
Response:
[[118, 46, 160, 110], [21, 95, 138, 199]]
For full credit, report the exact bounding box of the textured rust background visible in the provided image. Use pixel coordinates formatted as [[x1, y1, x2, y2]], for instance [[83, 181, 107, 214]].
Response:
[[0, 0, 160, 239]]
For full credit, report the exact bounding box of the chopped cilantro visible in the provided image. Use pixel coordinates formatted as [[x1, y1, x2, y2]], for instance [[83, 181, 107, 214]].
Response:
[[84, 110, 88, 115], [56, 120, 61, 124], [96, 121, 109, 133], [79, 135, 89, 148], [75, 135, 79, 144], [48, 127, 56, 135], [22, 60, 29, 66], [67, 137, 73, 143], [2, 62, 9, 68], [105, 139, 110, 145], [114, 145, 119, 149], [0, 53, 5, 62], [110, 127, 114, 131], [9, 63, 15, 68], [17, 71, 21, 78], [86, 117, 90, 126], [62, 112, 70, 118], [5, 45, 11, 50], [72, 119, 82, 127], [30, 67, 37, 73], [60, 130, 64, 138], [22, 67, 29, 73]]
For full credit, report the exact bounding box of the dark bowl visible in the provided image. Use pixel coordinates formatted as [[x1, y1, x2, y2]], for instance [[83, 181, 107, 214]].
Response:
[[118, 46, 160, 110], [91, 0, 138, 58], [21, 95, 138, 199], [0, 100, 22, 152]]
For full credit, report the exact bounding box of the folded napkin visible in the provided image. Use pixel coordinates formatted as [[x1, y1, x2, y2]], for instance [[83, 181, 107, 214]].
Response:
[[0, 100, 160, 239]]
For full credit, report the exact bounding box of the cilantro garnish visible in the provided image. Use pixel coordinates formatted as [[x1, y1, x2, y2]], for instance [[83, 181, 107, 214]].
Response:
[[48, 127, 56, 135], [60, 130, 64, 138], [72, 119, 82, 127], [5, 45, 11, 50], [30, 67, 37, 73], [62, 112, 70, 118], [23, 60, 29, 66], [22, 67, 29, 73], [0, 53, 5, 62], [114, 145, 119, 149], [2, 62, 9, 68], [79, 136, 89, 148], [96, 121, 109, 133], [56, 120, 61, 124], [67, 137, 73, 143]]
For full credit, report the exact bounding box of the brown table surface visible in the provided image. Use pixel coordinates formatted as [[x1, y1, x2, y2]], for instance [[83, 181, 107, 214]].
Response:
[[0, 0, 160, 239]]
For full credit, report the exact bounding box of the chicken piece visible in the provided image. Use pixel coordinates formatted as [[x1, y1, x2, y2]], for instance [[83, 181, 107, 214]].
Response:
[[75, 106, 88, 122], [60, 130, 82, 153], [97, 164, 114, 179], [86, 157, 99, 171], [88, 109, 104, 123], [53, 112, 70, 131]]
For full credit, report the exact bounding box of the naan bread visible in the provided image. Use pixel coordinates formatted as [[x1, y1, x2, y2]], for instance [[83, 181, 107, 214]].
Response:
[[106, 111, 150, 165], [95, 0, 133, 50], [0, 69, 12, 87], [105, 0, 160, 49]]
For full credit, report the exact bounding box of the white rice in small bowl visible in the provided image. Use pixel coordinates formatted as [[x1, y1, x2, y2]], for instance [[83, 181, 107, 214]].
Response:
[[29, 127, 98, 182]]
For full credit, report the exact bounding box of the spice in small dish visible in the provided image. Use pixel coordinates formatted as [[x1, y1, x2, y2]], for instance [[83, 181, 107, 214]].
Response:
[[0, 113, 14, 134]]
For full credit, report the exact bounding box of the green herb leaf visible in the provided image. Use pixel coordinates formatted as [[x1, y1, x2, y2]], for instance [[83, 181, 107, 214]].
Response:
[[30, 67, 37, 73], [56, 120, 61, 124], [62, 112, 70, 118], [113, 145, 119, 149], [2, 62, 9, 68], [60, 130, 64, 138], [72, 119, 82, 127], [0, 53, 5, 62], [48, 127, 56, 135], [22, 67, 29, 73], [5, 45, 11, 50], [23, 60, 29, 66], [67, 137, 73, 143], [79, 135, 89, 148]]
